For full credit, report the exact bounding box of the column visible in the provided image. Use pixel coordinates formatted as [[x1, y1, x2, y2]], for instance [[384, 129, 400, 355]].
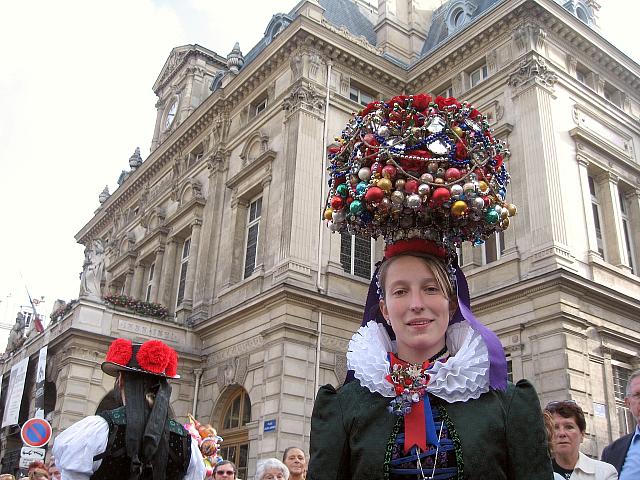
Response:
[[159, 239, 178, 308], [628, 189, 640, 272], [182, 220, 202, 307], [600, 173, 627, 268], [130, 262, 145, 300], [124, 268, 134, 296], [577, 156, 599, 255], [150, 247, 165, 303], [255, 174, 272, 273]]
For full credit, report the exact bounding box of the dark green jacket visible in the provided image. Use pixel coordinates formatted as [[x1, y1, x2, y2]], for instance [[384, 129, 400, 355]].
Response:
[[308, 378, 553, 479]]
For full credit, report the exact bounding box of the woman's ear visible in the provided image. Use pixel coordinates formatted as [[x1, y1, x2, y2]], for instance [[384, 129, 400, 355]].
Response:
[[379, 299, 390, 324]]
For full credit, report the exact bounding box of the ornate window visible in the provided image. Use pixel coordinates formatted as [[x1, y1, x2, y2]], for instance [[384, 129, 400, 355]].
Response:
[[588, 176, 605, 257], [145, 263, 155, 302], [243, 197, 262, 279], [619, 191, 636, 274], [176, 238, 191, 307], [483, 231, 505, 265], [348, 80, 375, 107], [612, 362, 635, 436], [219, 389, 251, 479], [340, 234, 373, 279], [251, 93, 268, 118], [470, 64, 488, 88]]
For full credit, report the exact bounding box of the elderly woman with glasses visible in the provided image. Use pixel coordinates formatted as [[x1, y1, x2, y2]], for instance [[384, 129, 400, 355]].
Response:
[[255, 459, 289, 480], [545, 401, 618, 480]]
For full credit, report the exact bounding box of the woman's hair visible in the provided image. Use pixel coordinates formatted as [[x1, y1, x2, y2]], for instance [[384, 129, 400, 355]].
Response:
[[543, 410, 555, 454], [378, 253, 454, 300], [255, 458, 289, 480], [545, 400, 587, 433], [282, 446, 306, 463], [213, 460, 237, 475]]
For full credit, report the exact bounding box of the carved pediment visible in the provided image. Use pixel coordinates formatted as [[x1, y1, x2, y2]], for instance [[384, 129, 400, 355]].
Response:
[[240, 131, 270, 166], [154, 47, 191, 92]]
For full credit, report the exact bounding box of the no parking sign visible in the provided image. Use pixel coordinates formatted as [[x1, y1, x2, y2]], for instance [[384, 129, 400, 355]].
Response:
[[21, 418, 52, 448]]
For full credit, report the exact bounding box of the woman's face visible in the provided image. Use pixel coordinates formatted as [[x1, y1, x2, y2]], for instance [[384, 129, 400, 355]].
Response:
[[551, 413, 583, 459], [379, 256, 451, 363], [284, 448, 306, 476], [262, 468, 286, 480]]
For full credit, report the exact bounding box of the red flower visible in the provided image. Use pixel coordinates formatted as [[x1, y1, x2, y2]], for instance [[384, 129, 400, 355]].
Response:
[[359, 101, 381, 116], [389, 95, 408, 108], [137, 340, 171, 375], [166, 347, 178, 377], [105, 338, 133, 366], [435, 96, 461, 109], [469, 108, 482, 120], [411, 93, 432, 110]]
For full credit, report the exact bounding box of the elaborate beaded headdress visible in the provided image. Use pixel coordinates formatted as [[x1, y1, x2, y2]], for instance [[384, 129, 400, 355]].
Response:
[[326, 94, 515, 391], [323, 93, 517, 254]]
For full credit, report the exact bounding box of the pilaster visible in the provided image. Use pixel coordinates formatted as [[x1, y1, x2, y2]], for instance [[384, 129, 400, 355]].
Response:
[[577, 156, 600, 256], [130, 262, 145, 300], [600, 173, 628, 269], [159, 239, 178, 308], [182, 219, 202, 308], [508, 55, 573, 273]]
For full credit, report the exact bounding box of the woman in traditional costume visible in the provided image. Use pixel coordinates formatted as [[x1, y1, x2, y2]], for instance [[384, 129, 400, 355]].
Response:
[[308, 94, 554, 479]]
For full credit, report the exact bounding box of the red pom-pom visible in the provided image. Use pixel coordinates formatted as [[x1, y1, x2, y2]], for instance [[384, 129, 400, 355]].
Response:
[[166, 347, 178, 377], [105, 338, 133, 366], [136, 340, 170, 374]]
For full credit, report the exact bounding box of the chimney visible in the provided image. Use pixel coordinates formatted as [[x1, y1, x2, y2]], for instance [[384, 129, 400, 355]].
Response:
[[375, 0, 444, 64]]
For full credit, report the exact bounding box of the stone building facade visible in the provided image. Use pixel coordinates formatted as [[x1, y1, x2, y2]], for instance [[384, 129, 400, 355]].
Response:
[[1, 0, 639, 476]]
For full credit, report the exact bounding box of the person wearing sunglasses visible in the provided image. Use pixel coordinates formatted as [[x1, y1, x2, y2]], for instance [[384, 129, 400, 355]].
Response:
[[545, 400, 617, 480], [213, 460, 238, 479], [602, 370, 640, 479]]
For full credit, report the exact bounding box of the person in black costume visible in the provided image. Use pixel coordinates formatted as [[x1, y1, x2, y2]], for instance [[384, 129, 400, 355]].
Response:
[[52, 338, 205, 480]]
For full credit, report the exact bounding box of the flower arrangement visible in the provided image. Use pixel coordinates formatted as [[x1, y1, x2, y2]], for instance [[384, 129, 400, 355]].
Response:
[[103, 294, 169, 320], [50, 299, 78, 323]]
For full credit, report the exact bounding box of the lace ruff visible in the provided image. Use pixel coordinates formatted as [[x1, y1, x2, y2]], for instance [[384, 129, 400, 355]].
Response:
[[347, 320, 491, 403]]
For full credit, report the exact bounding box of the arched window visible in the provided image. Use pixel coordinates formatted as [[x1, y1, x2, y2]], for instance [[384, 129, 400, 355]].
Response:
[[219, 389, 251, 479], [576, 5, 589, 24], [452, 8, 465, 27]]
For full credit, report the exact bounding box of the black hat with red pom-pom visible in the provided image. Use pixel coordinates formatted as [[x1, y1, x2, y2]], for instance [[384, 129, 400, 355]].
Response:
[[102, 338, 179, 379]]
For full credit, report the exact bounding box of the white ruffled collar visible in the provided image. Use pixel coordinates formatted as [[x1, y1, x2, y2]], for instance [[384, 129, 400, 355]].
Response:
[[346, 320, 491, 403]]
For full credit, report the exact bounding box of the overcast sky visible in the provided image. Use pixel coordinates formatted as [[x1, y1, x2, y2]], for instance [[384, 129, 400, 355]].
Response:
[[0, 0, 637, 325]]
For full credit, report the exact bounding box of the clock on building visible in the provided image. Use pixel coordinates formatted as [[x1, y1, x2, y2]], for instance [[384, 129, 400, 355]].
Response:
[[164, 99, 178, 130]]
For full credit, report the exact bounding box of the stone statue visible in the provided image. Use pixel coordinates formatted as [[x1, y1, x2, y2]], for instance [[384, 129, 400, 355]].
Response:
[[5, 312, 26, 355], [79, 239, 105, 300]]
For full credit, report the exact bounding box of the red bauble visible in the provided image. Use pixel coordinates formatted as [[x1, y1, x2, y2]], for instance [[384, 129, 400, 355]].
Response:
[[363, 133, 378, 146], [494, 154, 503, 168], [105, 338, 133, 366], [431, 187, 451, 205], [445, 168, 462, 182], [330, 196, 344, 210], [404, 179, 419, 194], [381, 165, 397, 179], [364, 186, 384, 203]]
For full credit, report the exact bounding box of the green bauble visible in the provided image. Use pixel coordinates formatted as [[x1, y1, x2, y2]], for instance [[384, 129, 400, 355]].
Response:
[[336, 183, 349, 197], [349, 199, 364, 215], [485, 209, 499, 224]]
